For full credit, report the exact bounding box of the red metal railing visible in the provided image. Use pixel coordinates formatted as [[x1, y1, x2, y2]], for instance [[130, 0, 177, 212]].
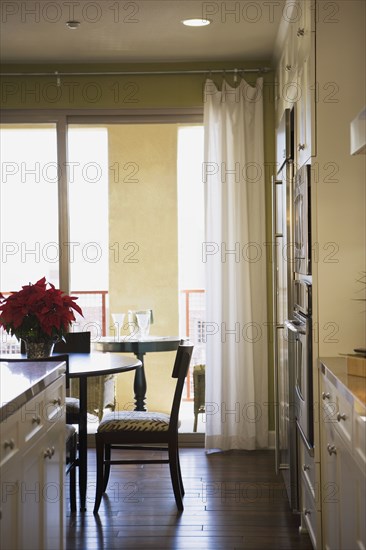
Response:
[[180, 289, 205, 400]]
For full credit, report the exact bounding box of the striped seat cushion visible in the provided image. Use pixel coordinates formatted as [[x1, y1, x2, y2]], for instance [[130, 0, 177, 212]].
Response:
[[98, 411, 171, 433]]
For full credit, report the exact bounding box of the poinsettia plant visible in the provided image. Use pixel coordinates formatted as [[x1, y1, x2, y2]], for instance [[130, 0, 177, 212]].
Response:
[[0, 277, 83, 343]]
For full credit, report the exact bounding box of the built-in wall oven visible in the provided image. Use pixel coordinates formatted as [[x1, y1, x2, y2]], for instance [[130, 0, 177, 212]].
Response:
[[285, 280, 314, 453]]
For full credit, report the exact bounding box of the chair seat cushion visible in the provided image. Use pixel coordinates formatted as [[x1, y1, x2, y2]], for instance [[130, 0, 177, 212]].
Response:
[[98, 411, 171, 433], [65, 423, 76, 442], [66, 396, 80, 413]]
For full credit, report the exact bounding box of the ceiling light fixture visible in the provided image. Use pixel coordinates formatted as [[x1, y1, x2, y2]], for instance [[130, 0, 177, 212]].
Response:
[[66, 20, 80, 30], [182, 18, 211, 27]]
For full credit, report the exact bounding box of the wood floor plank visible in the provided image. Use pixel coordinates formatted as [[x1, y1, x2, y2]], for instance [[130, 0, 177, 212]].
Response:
[[65, 448, 313, 550]]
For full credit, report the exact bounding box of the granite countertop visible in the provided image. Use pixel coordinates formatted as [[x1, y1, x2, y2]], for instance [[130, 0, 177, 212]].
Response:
[[0, 360, 66, 422], [319, 356, 366, 409]]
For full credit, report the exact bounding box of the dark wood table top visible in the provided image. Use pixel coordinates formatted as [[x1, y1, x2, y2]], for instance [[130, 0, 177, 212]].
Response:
[[93, 336, 181, 354]]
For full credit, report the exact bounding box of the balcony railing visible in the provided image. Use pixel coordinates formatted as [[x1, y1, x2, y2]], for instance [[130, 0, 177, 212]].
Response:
[[0, 289, 206, 402], [180, 289, 206, 400]]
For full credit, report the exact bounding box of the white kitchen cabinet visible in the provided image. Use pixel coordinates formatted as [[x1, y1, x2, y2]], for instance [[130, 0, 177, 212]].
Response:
[[298, 436, 320, 549], [0, 368, 65, 550], [295, 52, 316, 167], [319, 366, 366, 550]]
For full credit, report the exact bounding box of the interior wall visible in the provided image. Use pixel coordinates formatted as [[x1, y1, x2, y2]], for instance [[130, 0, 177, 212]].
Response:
[[315, 1, 366, 355]]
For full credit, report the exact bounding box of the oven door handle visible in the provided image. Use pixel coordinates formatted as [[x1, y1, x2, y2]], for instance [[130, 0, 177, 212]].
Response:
[[284, 319, 306, 335]]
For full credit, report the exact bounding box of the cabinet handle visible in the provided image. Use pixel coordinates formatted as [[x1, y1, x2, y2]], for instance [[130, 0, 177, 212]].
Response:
[[336, 412, 347, 422], [327, 444, 337, 456], [3, 439, 15, 450], [32, 415, 41, 425], [322, 392, 330, 400], [298, 143, 305, 151], [51, 397, 62, 406], [297, 27, 305, 37], [303, 464, 310, 471], [43, 446, 55, 460]]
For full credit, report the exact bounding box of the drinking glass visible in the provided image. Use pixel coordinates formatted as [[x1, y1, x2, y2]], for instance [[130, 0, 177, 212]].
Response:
[[112, 313, 125, 340], [135, 310, 151, 339]]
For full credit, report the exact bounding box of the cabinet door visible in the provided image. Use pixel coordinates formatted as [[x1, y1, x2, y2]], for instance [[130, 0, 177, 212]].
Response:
[[296, 0, 313, 65], [336, 430, 364, 550], [43, 420, 65, 550], [0, 455, 21, 550], [320, 391, 340, 550], [296, 55, 313, 167], [20, 436, 44, 549]]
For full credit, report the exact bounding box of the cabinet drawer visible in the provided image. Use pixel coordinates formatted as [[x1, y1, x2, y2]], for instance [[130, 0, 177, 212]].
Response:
[[301, 478, 318, 549], [334, 389, 353, 448], [321, 373, 353, 450], [353, 402, 366, 475], [21, 391, 45, 444], [44, 375, 65, 426], [0, 413, 20, 468], [298, 436, 316, 498]]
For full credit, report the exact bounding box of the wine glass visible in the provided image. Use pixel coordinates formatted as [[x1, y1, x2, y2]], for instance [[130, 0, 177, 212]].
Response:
[[112, 313, 125, 340], [135, 310, 151, 340]]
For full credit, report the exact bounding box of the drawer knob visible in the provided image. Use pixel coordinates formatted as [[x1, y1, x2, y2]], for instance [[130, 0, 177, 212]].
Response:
[[3, 439, 15, 450], [336, 412, 347, 422], [32, 415, 41, 425], [304, 508, 311, 516], [51, 397, 62, 406], [327, 444, 337, 456], [298, 143, 305, 151], [285, 64, 292, 72], [303, 464, 310, 471], [297, 27, 305, 37], [43, 446, 55, 460], [322, 392, 330, 400]]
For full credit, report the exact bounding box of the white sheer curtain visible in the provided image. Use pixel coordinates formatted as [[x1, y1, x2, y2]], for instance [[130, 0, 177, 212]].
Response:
[[203, 78, 268, 451]]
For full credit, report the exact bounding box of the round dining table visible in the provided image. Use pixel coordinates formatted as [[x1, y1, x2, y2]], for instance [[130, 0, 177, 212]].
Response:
[[94, 336, 181, 411]]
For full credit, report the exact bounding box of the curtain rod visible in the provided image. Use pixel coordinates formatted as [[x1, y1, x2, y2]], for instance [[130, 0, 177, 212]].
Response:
[[0, 67, 272, 77]]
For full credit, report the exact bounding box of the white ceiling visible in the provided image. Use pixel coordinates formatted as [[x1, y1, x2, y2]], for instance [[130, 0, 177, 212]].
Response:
[[0, 0, 285, 65]]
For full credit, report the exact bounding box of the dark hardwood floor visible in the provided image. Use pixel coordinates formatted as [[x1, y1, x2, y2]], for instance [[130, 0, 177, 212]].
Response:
[[66, 448, 313, 550]]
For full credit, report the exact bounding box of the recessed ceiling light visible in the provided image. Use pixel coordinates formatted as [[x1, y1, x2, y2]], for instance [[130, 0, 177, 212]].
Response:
[[66, 20, 80, 29], [182, 18, 211, 27]]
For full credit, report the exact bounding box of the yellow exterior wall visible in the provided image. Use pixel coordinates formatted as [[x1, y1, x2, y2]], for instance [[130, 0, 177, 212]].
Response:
[[108, 123, 179, 412]]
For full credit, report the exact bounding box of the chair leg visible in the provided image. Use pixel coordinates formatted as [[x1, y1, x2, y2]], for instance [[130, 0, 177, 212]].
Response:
[[193, 412, 198, 432], [93, 436, 105, 514], [168, 443, 184, 511], [69, 463, 77, 512], [103, 444, 111, 492], [176, 447, 185, 497]]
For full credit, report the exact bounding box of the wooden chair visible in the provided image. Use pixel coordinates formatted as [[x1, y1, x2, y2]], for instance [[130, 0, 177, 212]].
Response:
[[93, 340, 194, 514], [193, 364, 206, 432], [65, 423, 77, 512]]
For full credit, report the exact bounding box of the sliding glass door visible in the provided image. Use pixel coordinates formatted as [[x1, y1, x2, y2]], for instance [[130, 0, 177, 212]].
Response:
[[0, 123, 59, 290]]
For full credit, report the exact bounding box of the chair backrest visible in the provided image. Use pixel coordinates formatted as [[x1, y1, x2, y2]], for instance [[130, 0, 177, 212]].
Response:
[[20, 331, 91, 354], [54, 331, 91, 353], [169, 340, 194, 432]]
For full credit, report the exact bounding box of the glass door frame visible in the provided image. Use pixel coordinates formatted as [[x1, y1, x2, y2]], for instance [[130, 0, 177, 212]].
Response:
[[1, 108, 202, 295]]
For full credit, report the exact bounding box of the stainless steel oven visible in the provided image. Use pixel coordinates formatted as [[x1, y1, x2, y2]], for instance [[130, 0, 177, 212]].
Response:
[[285, 279, 313, 453], [293, 165, 311, 275]]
